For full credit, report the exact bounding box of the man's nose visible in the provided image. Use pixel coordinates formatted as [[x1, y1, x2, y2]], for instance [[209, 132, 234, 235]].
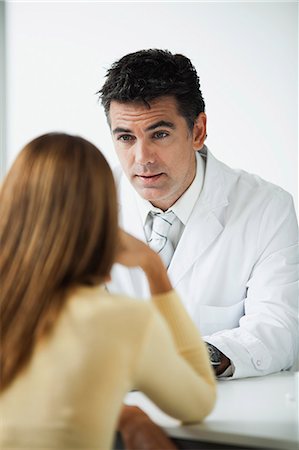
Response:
[[134, 140, 155, 165]]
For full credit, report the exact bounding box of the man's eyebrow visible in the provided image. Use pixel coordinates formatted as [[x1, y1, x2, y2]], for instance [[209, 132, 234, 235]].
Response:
[[112, 121, 175, 135], [145, 121, 175, 131], [112, 127, 132, 135]]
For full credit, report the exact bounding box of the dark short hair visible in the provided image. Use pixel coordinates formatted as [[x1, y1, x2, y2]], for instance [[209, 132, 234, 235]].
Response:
[[98, 49, 205, 130]]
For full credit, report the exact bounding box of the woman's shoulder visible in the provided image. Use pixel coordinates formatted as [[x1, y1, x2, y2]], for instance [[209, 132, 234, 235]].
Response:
[[66, 284, 155, 332]]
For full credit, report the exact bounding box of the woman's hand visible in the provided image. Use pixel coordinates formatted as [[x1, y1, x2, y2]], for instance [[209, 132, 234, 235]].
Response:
[[115, 229, 154, 270], [118, 405, 178, 450], [115, 229, 172, 296]]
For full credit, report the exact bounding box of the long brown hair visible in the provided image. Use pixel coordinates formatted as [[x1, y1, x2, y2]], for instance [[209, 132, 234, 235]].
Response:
[[0, 133, 118, 391]]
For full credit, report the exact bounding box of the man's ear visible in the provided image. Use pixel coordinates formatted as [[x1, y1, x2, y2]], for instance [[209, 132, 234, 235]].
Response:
[[192, 113, 207, 151]]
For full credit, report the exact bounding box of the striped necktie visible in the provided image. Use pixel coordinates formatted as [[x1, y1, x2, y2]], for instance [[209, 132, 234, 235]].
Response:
[[147, 211, 176, 268]]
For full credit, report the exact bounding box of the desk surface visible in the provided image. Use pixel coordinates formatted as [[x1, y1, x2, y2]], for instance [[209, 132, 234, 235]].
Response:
[[125, 372, 299, 450]]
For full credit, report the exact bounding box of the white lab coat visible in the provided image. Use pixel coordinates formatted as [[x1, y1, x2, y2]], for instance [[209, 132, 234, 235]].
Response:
[[108, 147, 299, 378]]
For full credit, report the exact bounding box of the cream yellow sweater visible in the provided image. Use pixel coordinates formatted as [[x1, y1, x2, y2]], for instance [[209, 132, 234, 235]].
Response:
[[0, 286, 216, 449]]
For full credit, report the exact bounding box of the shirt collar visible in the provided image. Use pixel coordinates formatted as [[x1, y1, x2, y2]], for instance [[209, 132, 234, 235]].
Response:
[[135, 151, 206, 226]]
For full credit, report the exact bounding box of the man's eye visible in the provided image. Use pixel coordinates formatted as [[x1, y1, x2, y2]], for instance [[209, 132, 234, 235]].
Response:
[[153, 131, 169, 139], [118, 135, 134, 142]]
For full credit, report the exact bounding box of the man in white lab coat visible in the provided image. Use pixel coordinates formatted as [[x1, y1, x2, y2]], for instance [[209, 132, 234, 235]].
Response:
[[98, 49, 298, 380]]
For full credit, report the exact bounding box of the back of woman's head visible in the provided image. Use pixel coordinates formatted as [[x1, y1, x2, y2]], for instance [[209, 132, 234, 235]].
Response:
[[0, 132, 118, 391]]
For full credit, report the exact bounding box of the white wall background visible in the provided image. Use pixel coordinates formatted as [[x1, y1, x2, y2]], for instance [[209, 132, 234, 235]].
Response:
[[5, 0, 298, 209]]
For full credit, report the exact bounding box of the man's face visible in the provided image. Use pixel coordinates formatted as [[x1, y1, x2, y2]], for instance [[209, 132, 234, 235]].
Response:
[[109, 96, 206, 211]]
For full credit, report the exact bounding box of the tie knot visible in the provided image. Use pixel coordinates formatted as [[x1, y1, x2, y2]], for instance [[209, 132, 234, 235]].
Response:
[[147, 211, 176, 268], [151, 211, 176, 234]]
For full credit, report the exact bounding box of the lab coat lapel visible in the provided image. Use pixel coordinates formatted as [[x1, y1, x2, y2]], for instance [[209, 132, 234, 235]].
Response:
[[168, 149, 229, 286]]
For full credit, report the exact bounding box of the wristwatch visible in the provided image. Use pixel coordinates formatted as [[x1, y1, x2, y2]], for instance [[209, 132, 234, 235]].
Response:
[[206, 343, 222, 366]]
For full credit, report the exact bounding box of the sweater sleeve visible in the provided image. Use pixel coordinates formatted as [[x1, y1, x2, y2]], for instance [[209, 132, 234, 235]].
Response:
[[133, 290, 216, 424]]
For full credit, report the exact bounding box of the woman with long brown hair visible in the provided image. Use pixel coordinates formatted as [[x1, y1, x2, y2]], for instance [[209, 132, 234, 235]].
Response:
[[0, 133, 216, 449]]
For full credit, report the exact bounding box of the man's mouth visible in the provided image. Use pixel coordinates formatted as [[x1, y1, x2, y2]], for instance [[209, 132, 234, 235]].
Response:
[[135, 173, 163, 183]]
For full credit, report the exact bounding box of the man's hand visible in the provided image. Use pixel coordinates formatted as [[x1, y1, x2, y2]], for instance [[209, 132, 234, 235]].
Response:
[[215, 352, 231, 376], [206, 343, 231, 376], [118, 405, 178, 450]]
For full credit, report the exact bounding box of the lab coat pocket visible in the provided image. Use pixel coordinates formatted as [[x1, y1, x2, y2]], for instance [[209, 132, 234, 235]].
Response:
[[194, 300, 245, 335]]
